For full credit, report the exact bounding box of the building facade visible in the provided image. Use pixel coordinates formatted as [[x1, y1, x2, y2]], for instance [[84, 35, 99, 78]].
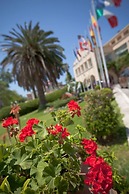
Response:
[[103, 24, 129, 63], [73, 24, 129, 86], [73, 49, 100, 88]]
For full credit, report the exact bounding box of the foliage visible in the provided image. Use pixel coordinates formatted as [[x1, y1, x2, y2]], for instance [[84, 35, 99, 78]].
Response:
[[0, 87, 67, 121], [0, 100, 118, 194], [65, 70, 73, 84], [47, 96, 77, 109], [0, 21, 67, 108], [67, 81, 84, 95], [0, 68, 13, 86], [107, 53, 129, 75], [0, 99, 39, 121], [0, 67, 26, 108], [45, 86, 67, 102], [0, 88, 26, 108], [83, 88, 120, 143]]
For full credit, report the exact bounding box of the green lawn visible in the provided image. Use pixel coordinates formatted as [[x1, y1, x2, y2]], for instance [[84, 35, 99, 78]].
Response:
[[0, 100, 129, 186]]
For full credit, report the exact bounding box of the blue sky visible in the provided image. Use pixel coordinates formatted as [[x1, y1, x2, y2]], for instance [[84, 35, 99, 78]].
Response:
[[0, 0, 129, 97]]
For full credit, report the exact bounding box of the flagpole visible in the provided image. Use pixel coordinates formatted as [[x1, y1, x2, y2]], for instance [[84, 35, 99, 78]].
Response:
[[94, 46, 104, 87], [86, 27, 101, 88], [91, 0, 110, 87], [89, 13, 105, 86], [89, 22, 105, 86]]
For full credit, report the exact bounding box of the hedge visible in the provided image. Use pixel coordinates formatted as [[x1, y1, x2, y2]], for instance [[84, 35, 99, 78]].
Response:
[[0, 86, 68, 121]]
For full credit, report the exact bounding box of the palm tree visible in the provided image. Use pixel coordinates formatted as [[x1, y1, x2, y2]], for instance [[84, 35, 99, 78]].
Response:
[[0, 21, 66, 108]]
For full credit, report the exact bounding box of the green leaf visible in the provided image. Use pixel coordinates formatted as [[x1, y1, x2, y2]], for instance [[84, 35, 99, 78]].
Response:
[[23, 188, 36, 194], [0, 176, 12, 193], [35, 160, 48, 186], [30, 166, 37, 176], [22, 179, 30, 192], [14, 153, 32, 169], [63, 142, 76, 156], [34, 121, 48, 139], [0, 145, 7, 162], [57, 179, 68, 193], [14, 188, 22, 194], [43, 164, 62, 190]]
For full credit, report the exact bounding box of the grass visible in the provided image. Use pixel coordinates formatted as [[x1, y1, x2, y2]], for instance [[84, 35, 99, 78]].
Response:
[[0, 99, 129, 186]]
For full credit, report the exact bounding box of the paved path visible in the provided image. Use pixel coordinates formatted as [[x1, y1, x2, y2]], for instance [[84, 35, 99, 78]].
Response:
[[113, 84, 129, 144]]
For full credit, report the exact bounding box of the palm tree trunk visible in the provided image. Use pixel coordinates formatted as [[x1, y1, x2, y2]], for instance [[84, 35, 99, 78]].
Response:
[[35, 80, 46, 109], [32, 86, 37, 98]]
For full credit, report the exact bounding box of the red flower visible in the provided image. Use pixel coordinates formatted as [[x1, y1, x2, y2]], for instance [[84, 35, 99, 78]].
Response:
[[67, 100, 81, 117], [19, 125, 35, 142], [82, 138, 97, 155], [84, 155, 97, 167], [61, 127, 70, 139], [84, 156, 113, 194], [26, 118, 39, 126], [54, 124, 63, 133], [2, 117, 18, 128], [47, 124, 70, 140]]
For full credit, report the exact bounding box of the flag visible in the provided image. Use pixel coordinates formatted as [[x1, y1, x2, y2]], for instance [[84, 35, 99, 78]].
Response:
[[95, 0, 113, 9], [78, 35, 89, 51], [73, 49, 79, 61], [90, 12, 97, 28], [96, 9, 118, 28], [87, 37, 93, 52], [89, 26, 97, 45], [112, 0, 122, 6], [76, 47, 81, 57], [95, 0, 122, 9]]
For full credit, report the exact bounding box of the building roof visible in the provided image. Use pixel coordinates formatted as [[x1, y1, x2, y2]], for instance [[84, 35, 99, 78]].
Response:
[[104, 24, 129, 46]]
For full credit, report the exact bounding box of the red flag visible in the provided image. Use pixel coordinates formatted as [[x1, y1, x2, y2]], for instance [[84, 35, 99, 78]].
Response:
[[112, 0, 122, 6], [78, 35, 89, 51]]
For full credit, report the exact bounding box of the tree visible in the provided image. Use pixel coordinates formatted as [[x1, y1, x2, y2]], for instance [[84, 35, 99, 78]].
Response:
[[65, 64, 73, 84], [107, 53, 129, 75], [0, 21, 66, 108], [0, 68, 13, 87], [0, 80, 25, 107]]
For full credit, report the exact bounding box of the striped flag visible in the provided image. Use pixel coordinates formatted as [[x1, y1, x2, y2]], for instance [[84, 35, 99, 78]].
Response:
[[96, 9, 118, 28], [89, 26, 97, 45]]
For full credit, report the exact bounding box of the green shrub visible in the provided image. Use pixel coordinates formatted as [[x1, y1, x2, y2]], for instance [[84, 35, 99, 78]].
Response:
[[0, 87, 67, 121], [0, 106, 11, 121], [47, 96, 77, 109], [19, 99, 39, 116], [45, 86, 67, 102], [83, 88, 120, 143], [0, 99, 39, 121]]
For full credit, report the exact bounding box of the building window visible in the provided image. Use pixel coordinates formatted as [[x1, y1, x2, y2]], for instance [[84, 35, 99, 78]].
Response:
[[114, 43, 128, 57], [111, 40, 115, 45], [88, 58, 93, 68], [117, 36, 121, 41], [124, 30, 129, 36], [75, 69, 78, 76], [78, 67, 81, 75], [81, 64, 84, 73], [85, 62, 88, 70]]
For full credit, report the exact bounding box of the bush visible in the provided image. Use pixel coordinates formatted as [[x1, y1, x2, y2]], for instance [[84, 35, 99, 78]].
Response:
[[0, 99, 39, 121], [0, 87, 67, 121], [0, 106, 11, 121], [47, 96, 77, 109], [19, 99, 39, 116], [83, 88, 120, 143], [45, 86, 67, 102]]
